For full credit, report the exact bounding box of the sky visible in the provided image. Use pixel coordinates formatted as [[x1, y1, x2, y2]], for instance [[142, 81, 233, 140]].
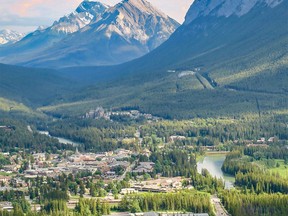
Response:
[[0, 0, 194, 33]]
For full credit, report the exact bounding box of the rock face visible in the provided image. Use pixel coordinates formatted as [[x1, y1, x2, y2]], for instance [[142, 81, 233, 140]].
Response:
[[184, 0, 284, 25], [50, 1, 108, 34], [94, 0, 179, 51], [0, 0, 179, 68], [0, 29, 25, 45], [87, 0, 287, 95]]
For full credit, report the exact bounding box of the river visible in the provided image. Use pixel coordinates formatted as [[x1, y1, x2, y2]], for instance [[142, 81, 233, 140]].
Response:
[[38, 130, 81, 147], [197, 153, 235, 189]]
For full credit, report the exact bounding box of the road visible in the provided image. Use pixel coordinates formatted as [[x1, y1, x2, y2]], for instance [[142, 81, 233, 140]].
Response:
[[211, 195, 230, 216], [118, 160, 136, 181], [27, 125, 33, 133], [135, 126, 143, 146], [118, 126, 143, 181]]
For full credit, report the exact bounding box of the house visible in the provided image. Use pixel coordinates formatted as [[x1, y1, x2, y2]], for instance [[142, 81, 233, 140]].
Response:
[[120, 188, 138, 195], [3, 165, 19, 172], [256, 137, 266, 143], [169, 135, 186, 142], [268, 137, 276, 142], [103, 171, 116, 179], [11, 178, 28, 187], [0, 202, 13, 212], [132, 162, 155, 173], [33, 153, 46, 161], [0, 126, 14, 132], [0, 176, 11, 185], [141, 149, 151, 157]]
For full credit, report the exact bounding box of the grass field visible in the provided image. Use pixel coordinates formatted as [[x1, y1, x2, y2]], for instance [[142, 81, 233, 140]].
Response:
[[0, 97, 31, 113], [0, 171, 15, 177], [269, 159, 288, 179]]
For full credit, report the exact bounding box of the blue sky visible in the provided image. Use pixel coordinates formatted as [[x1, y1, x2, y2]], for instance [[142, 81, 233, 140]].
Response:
[[0, 0, 193, 33]]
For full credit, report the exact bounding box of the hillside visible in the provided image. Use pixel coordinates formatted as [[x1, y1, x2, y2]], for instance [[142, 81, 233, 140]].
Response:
[[0, 63, 73, 107], [46, 0, 288, 118], [0, 0, 287, 119]]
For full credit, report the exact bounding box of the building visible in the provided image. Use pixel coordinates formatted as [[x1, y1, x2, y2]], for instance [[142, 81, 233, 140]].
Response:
[[256, 137, 266, 143], [0, 176, 11, 185], [169, 136, 186, 142], [268, 137, 276, 142], [120, 188, 138, 195], [132, 162, 155, 173], [0, 202, 13, 212]]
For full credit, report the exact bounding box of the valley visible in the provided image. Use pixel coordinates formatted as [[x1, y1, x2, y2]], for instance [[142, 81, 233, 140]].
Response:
[[0, 0, 287, 215], [0, 108, 288, 215]]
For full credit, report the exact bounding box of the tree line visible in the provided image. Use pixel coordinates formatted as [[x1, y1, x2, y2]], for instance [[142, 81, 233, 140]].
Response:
[[235, 171, 288, 194], [119, 191, 214, 215], [221, 190, 288, 216]]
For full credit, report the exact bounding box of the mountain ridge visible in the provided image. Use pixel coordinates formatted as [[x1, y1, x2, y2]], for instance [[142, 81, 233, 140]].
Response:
[[0, 0, 179, 68], [184, 0, 284, 25], [0, 1, 108, 63]]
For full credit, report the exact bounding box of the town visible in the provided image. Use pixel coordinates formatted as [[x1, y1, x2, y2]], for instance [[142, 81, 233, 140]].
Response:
[[0, 110, 287, 216]]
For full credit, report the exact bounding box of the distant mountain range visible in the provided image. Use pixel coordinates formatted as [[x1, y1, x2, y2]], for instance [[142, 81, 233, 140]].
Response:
[[0, 0, 287, 119], [0, 0, 179, 68], [0, 29, 25, 45]]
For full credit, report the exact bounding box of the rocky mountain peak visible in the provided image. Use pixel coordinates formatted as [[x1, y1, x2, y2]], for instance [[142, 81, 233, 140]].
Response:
[[96, 0, 179, 46], [119, 0, 167, 17], [184, 0, 284, 25], [50, 1, 108, 34], [0, 29, 25, 45]]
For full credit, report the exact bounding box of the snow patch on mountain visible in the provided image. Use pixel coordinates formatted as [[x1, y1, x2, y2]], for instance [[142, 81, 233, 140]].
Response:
[[50, 1, 108, 34], [96, 0, 179, 49], [184, 0, 284, 25], [0, 29, 25, 45], [0, 0, 179, 67]]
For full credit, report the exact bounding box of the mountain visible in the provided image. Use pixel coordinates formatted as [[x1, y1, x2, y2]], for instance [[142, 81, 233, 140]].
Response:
[[184, 0, 284, 25], [55, 0, 288, 118], [0, 29, 25, 45], [50, 1, 108, 34], [0, 1, 108, 64], [0, 0, 179, 68], [0, 0, 287, 119]]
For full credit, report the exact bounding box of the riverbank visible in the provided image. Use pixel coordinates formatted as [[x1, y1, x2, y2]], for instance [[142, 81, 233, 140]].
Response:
[[38, 130, 81, 147], [197, 153, 235, 189]]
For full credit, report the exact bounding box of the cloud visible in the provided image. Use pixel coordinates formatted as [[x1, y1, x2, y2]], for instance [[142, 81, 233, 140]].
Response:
[[13, 0, 45, 16], [0, 11, 52, 26], [1, 0, 83, 17], [0, 0, 83, 31], [153, 1, 192, 22]]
